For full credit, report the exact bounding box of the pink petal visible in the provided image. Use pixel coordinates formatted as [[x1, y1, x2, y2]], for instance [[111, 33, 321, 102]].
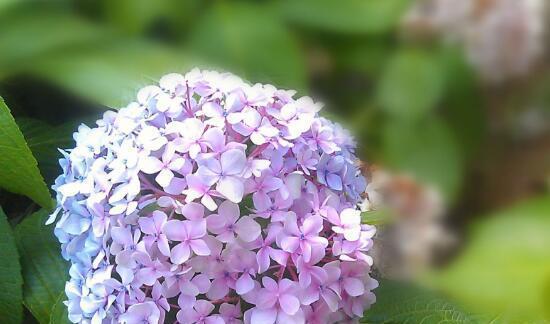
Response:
[[202, 127, 225, 152], [138, 218, 156, 235], [190, 239, 211, 256], [193, 274, 212, 294], [140, 156, 164, 174], [157, 235, 171, 257], [188, 220, 207, 239], [170, 243, 191, 264], [111, 227, 132, 245], [220, 149, 246, 175], [218, 200, 239, 222], [279, 294, 300, 315], [155, 168, 174, 188], [205, 316, 224, 324], [180, 202, 205, 221], [195, 300, 215, 316], [302, 215, 323, 235], [235, 273, 254, 295], [207, 279, 229, 300], [207, 214, 227, 233], [257, 248, 271, 273], [251, 308, 277, 324], [250, 131, 266, 145], [343, 277, 365, 297], [163, 220, 187, 241], [201, 194, 218, 211], [299, 286, 319, 305], [217, 177, 244, 203], [321, 289, 340, 312], [280, 237, 300, 253], [235, 217, 261, 242], [253, 192, 271, 212]]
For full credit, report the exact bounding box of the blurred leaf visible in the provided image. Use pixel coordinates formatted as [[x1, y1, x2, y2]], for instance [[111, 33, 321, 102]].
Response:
[[49, 292, 68, 324], [361, 210, 389, 225], [382, 117, 463, 201], [15, 209, 68, 324], [190, 2, 306, 90], [441, 48, 485, 159], [17, 118, 75, 184], [0, 207, 23, 324], [0, 0, 17, 13], [0, 8, 110, 78], [334, 40, 391, 77], [433, 196, 550, 322], [0, 97, 52, 208], [362, 279, 476, 323], [102, 0, 167, 34], [29, 41, 197, 108], [280, 0, 410, 34], [378, 49, 446, 121]]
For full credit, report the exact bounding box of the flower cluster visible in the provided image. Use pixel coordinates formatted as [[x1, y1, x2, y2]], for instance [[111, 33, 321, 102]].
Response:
[[49, 69, 377, 323], [404, 0, 546, 82]]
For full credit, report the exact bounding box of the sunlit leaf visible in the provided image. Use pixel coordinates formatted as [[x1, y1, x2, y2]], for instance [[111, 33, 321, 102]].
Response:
[[102, 0, 168, 34], [15, 209, 68, 324], [381, 117, 463, 201], [29, 41, 198, 108], [361, 210, 389, 225], [0, 207, 23, 323], [280, 0, 410, 34], [0, 97, 52, 208], [433, 196, 550, 322], [190, 2, 306, 90], [378, 49, 446, 121], [0, 8, 110, 78], [362, 279, 476, 323]]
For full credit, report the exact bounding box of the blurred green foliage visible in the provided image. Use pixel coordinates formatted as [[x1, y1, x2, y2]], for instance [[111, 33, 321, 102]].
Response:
[[432, 196, 550, 322]]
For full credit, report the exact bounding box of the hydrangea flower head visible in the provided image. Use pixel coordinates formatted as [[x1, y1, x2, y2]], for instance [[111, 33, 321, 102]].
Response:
[[50, 69, 377, 323]]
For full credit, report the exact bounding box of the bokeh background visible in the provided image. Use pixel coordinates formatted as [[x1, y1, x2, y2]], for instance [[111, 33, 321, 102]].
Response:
[[0, 0, 549, 323]]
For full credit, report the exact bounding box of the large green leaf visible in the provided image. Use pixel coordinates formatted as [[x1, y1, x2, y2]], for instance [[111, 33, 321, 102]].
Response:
[[0, 97, 52, 208], [362, 280, 476, 323], [29, 41, 197, 108], [15, 209, 68, 324], [0, 207, 23, 323], [189, 2, 306, 90], [433, 196, 550, 322], [102, 0, 168, 34], [280, 0, 410, 34], [17, 118, 76, 185], [0, 8, 110, 79], [49, 292, 68, 324], [378, 49, 446, 121], [381, 117, 463, 201]]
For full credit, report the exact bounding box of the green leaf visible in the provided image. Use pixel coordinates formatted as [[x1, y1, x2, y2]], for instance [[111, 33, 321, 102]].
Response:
[[49, 293, 68, 324], [361, 210, 389, 225], [0, 97, 52, 208], [17, 118, 76, 185], [15, 209, 68, 324], [189, 2, 306, 90], [0, 8, 109, 79], [433, 196, 550, 322], [378, 49, 446, 121], [102, 0, 168, 34], [280, 0, 410, 34], [381, 117, 463, 201], [362, 280, 477, 323], [29, 41, 198, 108], [0, 207, 23, 324]]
